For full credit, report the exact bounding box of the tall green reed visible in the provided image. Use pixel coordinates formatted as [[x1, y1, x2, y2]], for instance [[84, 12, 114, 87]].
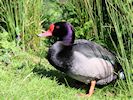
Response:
[[70, 0, 133, 95], [106, 0, 133, 93], [70, 0, 106, 40], [0, 0, 43, 50]]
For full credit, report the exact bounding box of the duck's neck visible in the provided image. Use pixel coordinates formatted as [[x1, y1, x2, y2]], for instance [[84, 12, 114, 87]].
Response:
[[48, 41, 72, 73], [62, 23, 75, 45]]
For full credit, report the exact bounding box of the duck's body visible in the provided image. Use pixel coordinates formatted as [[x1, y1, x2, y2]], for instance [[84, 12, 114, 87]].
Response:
[[48, 39, 117, 85], [38, 22, 124, 96]]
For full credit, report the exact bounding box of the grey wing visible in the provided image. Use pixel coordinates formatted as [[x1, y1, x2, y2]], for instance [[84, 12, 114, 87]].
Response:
[[73, 39, 116, 65]]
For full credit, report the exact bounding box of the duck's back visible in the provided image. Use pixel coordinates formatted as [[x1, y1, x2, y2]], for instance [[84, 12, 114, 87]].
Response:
[[73, 39, 115, 65]]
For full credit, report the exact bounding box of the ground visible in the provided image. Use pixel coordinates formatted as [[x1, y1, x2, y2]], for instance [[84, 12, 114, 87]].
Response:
[[0, 53, 132, 100]]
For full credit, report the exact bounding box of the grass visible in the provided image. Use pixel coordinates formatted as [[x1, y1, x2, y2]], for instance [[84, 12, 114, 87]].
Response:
[[0, 33, 132, 100], [105, 0, 133, 93], [0, 54, 82, 100], [0, 0, 43, 50], [0, 66, 127, 100], [0, 51, 132, 100]]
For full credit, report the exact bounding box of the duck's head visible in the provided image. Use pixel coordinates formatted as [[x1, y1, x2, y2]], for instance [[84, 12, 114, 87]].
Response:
[[38, 22, 75, 44]]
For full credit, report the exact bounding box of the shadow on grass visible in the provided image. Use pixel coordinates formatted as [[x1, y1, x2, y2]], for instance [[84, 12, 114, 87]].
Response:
[[32, 64, 90, 92], [32, 64, 113, 94]]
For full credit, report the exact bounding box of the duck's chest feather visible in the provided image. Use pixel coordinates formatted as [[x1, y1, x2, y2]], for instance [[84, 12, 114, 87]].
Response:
[[47, 41, 73, 73]]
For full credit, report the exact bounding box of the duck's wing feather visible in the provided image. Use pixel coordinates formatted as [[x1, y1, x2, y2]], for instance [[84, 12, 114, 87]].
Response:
[[73, 39, 116, 65]]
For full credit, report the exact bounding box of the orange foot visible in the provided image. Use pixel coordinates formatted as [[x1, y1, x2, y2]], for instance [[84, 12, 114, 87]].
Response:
[[77, 80, 96, 97]]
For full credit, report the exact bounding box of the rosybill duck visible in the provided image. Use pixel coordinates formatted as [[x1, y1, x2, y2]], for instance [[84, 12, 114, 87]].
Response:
[[38, 22, 124, 97]]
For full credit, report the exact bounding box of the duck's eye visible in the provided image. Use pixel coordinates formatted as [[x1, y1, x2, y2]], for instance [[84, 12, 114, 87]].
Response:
[[55, 26, 60, 29]]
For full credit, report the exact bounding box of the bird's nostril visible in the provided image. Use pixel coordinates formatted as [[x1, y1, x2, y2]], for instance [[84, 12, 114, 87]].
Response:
[[41, 30, 45, 33]]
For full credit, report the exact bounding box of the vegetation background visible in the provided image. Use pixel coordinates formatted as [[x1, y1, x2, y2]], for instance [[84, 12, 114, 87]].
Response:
[[0, 0, 133, 99]]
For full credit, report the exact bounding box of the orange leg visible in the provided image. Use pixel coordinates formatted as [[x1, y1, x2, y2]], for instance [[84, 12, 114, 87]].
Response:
[[78, 80, 96, 97], [86, 80, 96, 97]]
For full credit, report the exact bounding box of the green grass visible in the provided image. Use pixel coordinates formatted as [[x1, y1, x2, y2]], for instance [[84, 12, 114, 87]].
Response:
[[0, 31, 132, 99], [0, 52, 132, 100], [105, 0, 133, 93], [0, 0, 43, 50], [0, 57, 81, 100]]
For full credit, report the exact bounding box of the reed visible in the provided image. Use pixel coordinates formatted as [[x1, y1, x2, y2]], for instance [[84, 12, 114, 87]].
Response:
[[106, 0, 133, 94], [70, 0, 133, 95], [0, 0, 43, 50]]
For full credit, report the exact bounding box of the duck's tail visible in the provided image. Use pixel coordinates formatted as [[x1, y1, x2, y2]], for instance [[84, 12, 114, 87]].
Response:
[[119, 71, 125, 79], [115, 62, 125, 80]]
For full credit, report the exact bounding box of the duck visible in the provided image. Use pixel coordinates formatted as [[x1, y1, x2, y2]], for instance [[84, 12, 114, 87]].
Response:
[[38, 22, 124, 97]]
